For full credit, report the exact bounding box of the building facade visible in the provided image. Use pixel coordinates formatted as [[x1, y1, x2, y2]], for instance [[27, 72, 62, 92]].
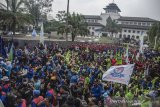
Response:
[[83, 2, 157, 40]]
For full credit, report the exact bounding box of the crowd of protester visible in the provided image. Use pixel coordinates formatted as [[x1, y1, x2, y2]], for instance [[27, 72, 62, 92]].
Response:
[[0, 41, 160, 107]]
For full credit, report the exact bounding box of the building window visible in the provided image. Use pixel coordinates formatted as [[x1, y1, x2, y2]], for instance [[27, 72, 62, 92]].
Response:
[[128, 30, 131, 33], [128, 35, 130, 38], [130, 22, 133, 25], [147, 22, 150, 26], [89, 27, 91, 29], [138, 22, 141, 25], [92, 27, 94, 30], [132, 35, 135, 39], [133, 30, 135, 33], [142, 23, 146, 26], [92, 32, 94, 36], [136, 36, 139, 39], [95, 20, 97, 23], [125, 22, 129, 25], [123, 34, 126, 38], [92, 20, 94, 22], [134, 22, 137, 25], [119, 34, 122, 38], [124, 30, 127, 32], [137, 31, 140, 34]]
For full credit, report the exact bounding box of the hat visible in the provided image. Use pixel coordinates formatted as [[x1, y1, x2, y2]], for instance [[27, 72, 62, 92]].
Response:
[[46, 91, 52, 97], [6, 61, 11, 65], [22, 78, 28, 84], [33, 90, 40, 97], [1, 76, 9, 81], [20, 69, 28, 76]]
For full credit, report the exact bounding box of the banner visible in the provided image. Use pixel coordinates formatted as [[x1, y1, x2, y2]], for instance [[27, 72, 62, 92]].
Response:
[[102, 64, 134, 85]]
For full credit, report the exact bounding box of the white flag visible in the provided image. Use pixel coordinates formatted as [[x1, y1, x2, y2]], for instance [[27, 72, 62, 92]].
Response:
[[24, 46, 29, 55], [32, 29, 37, 37], [40, 22, 44, 45], [102, 64, 134, 85], [125, 43, 129, 64], [0, 100, 4, 107], [139, 32, 144, 53], [136, 52, 140, 61]]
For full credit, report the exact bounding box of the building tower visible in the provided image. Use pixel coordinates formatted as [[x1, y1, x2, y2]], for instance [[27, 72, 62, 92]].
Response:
[[100, 2, 121, 26]]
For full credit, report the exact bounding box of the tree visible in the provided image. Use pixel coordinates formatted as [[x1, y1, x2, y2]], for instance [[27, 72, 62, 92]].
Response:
[[24, 0, 53, 27], [44, 19, 61, 33], [57, 12, 89, 41], [0, 0, 33, 36], [148, 22, 160, 48], [105, 16, 121, 38]]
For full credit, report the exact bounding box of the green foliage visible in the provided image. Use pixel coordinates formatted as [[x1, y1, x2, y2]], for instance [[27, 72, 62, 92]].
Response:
[[57, 12, 89, 41], [148, 22, 160, 48], [44, 20, 61, 33], [0, 0, 33, 35], [148, 22, 160, 41], [105, 16, 121, 37], [24, 0, 53, 26]]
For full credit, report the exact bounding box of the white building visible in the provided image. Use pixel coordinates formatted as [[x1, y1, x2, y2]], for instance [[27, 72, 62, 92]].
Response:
[[83, 2, 157, 40]]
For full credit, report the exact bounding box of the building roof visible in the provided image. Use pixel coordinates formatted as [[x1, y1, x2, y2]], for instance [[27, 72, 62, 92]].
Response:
[[119, 24, 151, 30], [82, 15, 101, 20], [103, 3, 121, 12], [118, 16, 157, 22], [87, 22, 104, 27]]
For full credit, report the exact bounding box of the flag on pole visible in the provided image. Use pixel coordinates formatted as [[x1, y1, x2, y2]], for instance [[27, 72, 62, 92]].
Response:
[[43, 44, 47, 54], [102, 64, 134, 85], [32, 29, 37, 37], [116, 51, 122, 65], [125, 43, 129, 64], [9, 43, 13, 62], [24, 46, 29, 55], [139, 32, 144, 53], [40, 21, 44, 45]]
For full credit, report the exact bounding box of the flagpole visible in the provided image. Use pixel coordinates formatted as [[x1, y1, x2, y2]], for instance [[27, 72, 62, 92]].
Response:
[[40, 19, 44, 45], [139, 32, 144, 54]]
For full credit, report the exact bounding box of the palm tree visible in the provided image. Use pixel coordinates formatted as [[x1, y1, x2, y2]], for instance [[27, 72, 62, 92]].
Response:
[[24, 0, 41, 27], [24, 0, 53, 27], [148, 22, 160, 48], [58, 12, 89, 41], [0, 0, 33, 36], [105, 16, 121, 38]]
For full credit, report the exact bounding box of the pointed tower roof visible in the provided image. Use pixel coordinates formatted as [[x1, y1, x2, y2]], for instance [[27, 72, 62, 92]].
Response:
[[103, 3, 121, 12]]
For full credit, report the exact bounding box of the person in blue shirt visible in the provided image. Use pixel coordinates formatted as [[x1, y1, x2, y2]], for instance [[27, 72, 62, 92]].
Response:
[[27, 68, 34, 80], [31, 90, 45, 107], [91, 80, 102, 100], [70, 72, 79, 87]]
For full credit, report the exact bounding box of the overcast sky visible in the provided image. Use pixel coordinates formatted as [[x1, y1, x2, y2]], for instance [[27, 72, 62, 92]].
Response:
[[50, 0, 160, 20]]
